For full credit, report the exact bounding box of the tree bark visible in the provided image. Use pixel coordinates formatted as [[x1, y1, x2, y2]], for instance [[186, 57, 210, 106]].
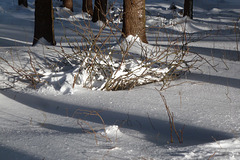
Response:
[[82, 0, 93, 16], [18, 0, 28, 7], [63, 0, 73, 12], [184, 0, 193, 19], [92, 0, 107, 23], [33, 0, 56, 46], [122, 0, 148, 43]]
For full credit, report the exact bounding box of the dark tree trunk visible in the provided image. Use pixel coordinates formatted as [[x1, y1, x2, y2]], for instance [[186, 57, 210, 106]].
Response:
[[63, 0, 73, 12], [33, 0, 56, 46], [82, 0, 93, 16], [18, 0, 28, 7], [92, 0, 107, 23], [184, 0, 193, 19], [122, 0, 148, 43]]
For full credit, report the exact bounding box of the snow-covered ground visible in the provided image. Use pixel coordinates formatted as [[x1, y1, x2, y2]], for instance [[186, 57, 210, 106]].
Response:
[[0, 0, 240, 159]]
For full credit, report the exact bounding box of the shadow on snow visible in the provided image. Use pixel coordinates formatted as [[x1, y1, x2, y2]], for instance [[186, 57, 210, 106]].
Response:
[[1, 89, 233, 148], [0, 145, 40, 160]]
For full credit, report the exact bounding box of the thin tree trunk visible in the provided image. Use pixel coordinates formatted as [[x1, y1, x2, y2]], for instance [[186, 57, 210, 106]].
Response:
[[63, 0, 73, 12], [122, 0, 148, 43], [184, 0, 193, 19], [33, 0, 56, 46], [18, 0, 28, 7], [92, 0, 107, 23], [82, 0, 93, 16]]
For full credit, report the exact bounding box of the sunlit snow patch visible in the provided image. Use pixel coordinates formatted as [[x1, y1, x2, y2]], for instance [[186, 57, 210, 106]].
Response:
[[182, 138, 240, 159]]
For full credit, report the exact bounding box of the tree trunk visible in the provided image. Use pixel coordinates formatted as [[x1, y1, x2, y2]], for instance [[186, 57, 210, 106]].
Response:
[[184, 0, 193, 19], [33, 0, 56, 46], [92, 0, 107, 23], [18, 0, 28, 7], [122, 0, 147, 43], [63, 0, 73, 12], [82, 0, 93, 16]]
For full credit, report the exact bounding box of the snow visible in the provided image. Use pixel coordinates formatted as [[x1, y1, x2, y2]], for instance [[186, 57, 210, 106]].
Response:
[[1, 0, 240, 159]]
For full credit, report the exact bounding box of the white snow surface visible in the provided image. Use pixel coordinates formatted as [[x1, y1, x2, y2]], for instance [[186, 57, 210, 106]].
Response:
[[1, 0, 240, 160]]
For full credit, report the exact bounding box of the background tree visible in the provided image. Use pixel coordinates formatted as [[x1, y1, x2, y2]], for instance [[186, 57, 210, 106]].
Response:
[[33, 0, 56, 46], [184, 0, 193, 19], [82, 0, 93, 16], [18, 0, 28, 7], [92, 0, 107, 23], [122, 0, 148, 43], [63, 0, 73, 12]]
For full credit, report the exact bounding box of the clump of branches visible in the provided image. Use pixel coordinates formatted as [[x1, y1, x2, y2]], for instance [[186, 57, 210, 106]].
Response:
[[50, 6, 195, 91], [0, 49, 45, 89]]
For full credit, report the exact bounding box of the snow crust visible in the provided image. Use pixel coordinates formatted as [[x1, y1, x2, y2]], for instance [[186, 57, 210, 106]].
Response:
[[0, 0, 240, 159]]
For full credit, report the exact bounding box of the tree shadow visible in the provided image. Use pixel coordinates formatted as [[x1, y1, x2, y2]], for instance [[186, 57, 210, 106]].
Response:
[[0, 37, 32, 47], [150, 42, 239, 61], [0, 89, 233, 147], [189, 46, 239, 61], [186, 72, 240, 89], [0, 145, 40, 160]]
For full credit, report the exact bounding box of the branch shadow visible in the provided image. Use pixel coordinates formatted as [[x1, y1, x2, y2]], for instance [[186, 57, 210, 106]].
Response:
[[40, 123, 84, 134]]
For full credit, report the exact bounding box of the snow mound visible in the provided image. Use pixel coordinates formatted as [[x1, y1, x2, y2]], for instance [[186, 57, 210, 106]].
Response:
[[37, 67, 78, 95], [99, 125, 122, 140], [37, 56, 169, 93], [210, 8, 222, 14], [35, 37, 170, 93], [170, 17, 213, 33]]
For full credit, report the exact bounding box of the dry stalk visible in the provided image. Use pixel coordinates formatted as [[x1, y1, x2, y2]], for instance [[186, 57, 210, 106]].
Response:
[[158, 91, 184, 143], [234, 17, 240, 60], [72, 109, 111, 145], [208, 152, 216, 160]]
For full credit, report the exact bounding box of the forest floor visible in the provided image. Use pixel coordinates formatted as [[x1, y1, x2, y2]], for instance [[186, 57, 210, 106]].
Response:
[[0, 0, 240, 159]]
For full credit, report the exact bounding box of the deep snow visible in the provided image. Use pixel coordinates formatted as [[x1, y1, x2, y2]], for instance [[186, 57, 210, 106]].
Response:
[[0, 0, 240, 159]]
